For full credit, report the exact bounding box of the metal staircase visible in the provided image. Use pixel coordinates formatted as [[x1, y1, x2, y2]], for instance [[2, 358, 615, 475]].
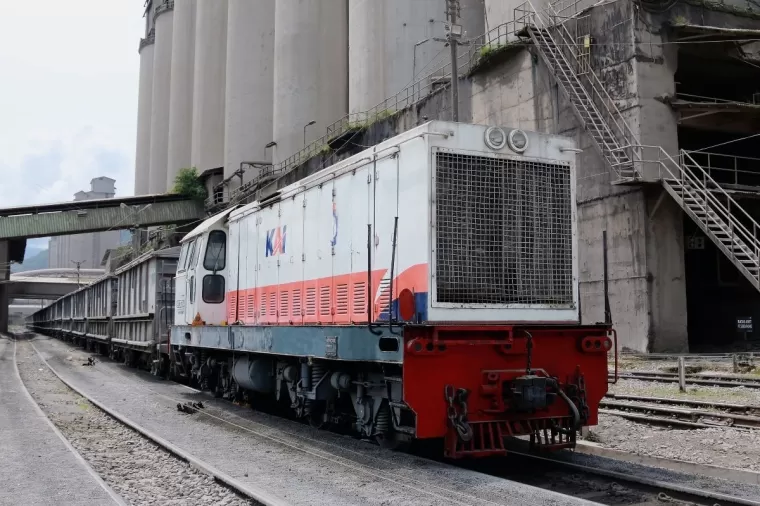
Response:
[[513, 0, 760, 290]]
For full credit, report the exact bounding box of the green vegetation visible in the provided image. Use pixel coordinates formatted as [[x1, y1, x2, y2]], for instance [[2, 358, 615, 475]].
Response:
[[469, 41, 519, 75], [171, 167, 207, 201], [478, 43, 504, 59], [345, 109, 399, 131]]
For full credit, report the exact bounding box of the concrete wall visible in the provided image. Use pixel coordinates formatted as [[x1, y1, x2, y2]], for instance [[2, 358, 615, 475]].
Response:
[[272, 0, 347, 164], [224, 0, 275, 194], [148, 4, 174, 194], [167, 0, 197, 190], [134, 40, 155, 196], [191, 0, 228, 172], [471, 0, 688, 351]]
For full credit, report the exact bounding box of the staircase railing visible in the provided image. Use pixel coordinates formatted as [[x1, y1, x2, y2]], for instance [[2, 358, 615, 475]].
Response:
[[515, 0, 643, 181], [647, 145, 760, 286]]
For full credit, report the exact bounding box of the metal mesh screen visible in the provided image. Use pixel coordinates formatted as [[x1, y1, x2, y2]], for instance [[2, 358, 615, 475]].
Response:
[[434, 151, 574, 306]]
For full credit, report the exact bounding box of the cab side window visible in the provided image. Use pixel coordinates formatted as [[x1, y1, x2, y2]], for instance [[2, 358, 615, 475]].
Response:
[[177, 243, 188, 272], [203, 230, 227, 272]]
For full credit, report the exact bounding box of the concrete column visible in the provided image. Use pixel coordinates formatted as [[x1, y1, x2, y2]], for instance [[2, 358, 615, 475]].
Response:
[[191, 0, 228, 172], [224, 0, 275, 194], [273, 0, 347, 164], [148, 3, 174, 194], [134, 39, 155, 196], [645, 188, 688, 352], [167, 0, 197, 190]]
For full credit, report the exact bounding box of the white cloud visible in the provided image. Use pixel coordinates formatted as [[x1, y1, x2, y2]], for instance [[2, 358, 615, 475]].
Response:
[[0, 0, 144, 206]]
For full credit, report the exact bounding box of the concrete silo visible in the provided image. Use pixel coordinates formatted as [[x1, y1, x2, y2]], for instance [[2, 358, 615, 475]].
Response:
[[485, 0, 526, 43], [190, 0, 228, 173], [461, 0, 486, 39], [348, 0, 485, 114], [167, 0, 196, 190], [224, 0, 275, 194], [148, 1, 174, 194], [134, 1, 157, 196], [272, 0, 348, 165]]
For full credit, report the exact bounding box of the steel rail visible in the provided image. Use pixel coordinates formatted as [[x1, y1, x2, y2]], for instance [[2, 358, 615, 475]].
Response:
[[607, 392, 760, 413], [612, 371, 760, 389], [600, 400, 760, 430], [506, 449, 760, 506]]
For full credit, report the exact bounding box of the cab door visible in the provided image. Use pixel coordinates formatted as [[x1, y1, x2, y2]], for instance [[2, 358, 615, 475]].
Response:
[[174, 238, 199, 325], [174, 242, 189, 325], [185, 236, 202, 323]]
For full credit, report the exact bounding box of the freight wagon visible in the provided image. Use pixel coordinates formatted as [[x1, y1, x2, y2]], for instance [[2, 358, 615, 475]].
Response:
[[29, 249, 178, 371]]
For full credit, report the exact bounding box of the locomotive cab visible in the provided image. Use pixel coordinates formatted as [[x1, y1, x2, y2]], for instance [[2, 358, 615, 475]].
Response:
[[175, 209, 233, 327]]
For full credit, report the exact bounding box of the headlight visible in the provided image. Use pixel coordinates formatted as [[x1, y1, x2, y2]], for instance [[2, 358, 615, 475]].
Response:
[[507, 129, 529, 153], [484, 126, 507, 150]]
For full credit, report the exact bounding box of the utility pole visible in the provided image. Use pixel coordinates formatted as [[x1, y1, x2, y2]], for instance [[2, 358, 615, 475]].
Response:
[[71, 260, 83, 288], [445, 0, 463, 122]]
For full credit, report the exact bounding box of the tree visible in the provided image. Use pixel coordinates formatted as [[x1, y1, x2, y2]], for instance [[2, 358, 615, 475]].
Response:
[[171, 167, 207, 201]]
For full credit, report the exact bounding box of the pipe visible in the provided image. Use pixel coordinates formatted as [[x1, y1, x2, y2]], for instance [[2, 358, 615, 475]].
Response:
[[367, 224, 381, 335], [388, 217, 399, 334], [550, 379, 581, 433]]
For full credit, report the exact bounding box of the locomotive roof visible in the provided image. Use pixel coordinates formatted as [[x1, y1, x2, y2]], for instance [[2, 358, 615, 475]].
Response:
[[181, 206, 237, 244]]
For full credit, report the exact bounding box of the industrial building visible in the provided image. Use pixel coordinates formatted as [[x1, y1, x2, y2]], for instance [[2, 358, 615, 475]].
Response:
[[48, 177, 122, 270], [131, 0, 760, 353]]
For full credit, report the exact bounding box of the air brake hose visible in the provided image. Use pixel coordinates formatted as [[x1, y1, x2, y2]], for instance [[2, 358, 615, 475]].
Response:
[[548, 379, 581, 434]]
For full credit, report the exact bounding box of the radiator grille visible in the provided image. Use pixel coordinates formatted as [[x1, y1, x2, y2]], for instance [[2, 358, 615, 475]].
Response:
[[434, 151, 573, 306]]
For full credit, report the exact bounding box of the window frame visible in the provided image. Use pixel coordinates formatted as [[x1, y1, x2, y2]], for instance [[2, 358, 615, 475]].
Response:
[[203, 230, 227, 272], [202, 274, 225, 304]]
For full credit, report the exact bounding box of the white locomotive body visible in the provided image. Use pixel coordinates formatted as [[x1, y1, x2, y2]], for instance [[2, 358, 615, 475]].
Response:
[[175, 121, 579, 332]]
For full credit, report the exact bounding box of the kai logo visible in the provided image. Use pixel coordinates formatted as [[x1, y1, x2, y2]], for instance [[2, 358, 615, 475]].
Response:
[[265, 226, 287, 257]]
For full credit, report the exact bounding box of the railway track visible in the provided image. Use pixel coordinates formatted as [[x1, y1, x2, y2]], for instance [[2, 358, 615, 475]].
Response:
[[24, 333, 591, 506], [8, 334, 269, 506], [612, 370, 760, 388], [492, 448, 760, 506], [600, 393, 760, 430], [27, 332, 760, 506]]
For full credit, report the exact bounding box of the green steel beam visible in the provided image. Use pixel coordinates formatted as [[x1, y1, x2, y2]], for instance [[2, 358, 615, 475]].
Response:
[[0, 200, 206, 240]]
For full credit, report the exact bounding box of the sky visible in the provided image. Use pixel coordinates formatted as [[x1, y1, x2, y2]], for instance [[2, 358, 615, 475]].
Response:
[[0, 0, 145, 249], [0, 0, 145, 250]]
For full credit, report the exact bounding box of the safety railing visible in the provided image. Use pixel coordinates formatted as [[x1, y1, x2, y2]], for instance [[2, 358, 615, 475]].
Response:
[[641, 145, 760, 286], [682, 151, 760, 190]]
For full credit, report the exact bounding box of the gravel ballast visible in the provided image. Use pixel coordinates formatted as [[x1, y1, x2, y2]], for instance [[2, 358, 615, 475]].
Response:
[[588, 372, 760, 472], [15, 338, 252, 506]]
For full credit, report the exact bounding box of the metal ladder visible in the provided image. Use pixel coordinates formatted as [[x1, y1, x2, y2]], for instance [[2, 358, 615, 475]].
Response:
[[514, 0, 760, 290], [514, 1, 640, 181]]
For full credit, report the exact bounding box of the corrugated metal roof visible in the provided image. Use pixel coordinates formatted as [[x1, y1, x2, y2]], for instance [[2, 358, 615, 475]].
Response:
[[0, 199, 205, 240]]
